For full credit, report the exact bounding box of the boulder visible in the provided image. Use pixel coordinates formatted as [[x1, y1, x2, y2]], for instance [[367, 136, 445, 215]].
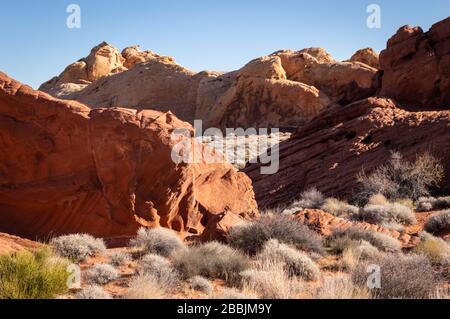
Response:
[[0, 71, 258, 240], [244, 97, 450, 208], [349, 48, 380, 68], [380, 17, 450, 109]]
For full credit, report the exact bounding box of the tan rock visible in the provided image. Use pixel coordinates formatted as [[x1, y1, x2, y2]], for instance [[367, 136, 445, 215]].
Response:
[[349, 48, 380, 68], [0, 233, 40, 255]]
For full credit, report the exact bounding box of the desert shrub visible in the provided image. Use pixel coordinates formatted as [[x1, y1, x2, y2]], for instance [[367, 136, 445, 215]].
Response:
[[75, 285, 112, 299], [84, 264, 119, 285], [352, 253, 437, 299], [189, 276, 213, 294], [257, 239, 320, 281], [109, 251, 132, 266], [124, 275, 166, 299], [368, 194, 389, 205], [417, 196, 450, 212], [0, 249, 69, 299], [321, 198, 359, 217], [50, 234, 106, 262], [229, 214, 323, 256], [129, 227, 185, 257], [414, 232, 450, 265], [357, 152, 444, 203], [425, 210, 450, 234], [328, 228, 401, 252], [137, 254, 178, 288], [288, 188, 325, 211], [354, 203, 417, 225], [312, 275, 371, 299], [240, 261, 302, 299], [173, 242, 248, 283]]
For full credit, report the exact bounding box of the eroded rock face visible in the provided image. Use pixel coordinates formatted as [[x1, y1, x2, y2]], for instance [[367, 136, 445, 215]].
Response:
[[380, 17, 450, 109], [244, 97, 450, 208], [0, 72, 258, 240]]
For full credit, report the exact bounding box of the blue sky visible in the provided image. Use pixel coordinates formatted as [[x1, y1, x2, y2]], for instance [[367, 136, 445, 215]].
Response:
[[0, 0, 448, 88]]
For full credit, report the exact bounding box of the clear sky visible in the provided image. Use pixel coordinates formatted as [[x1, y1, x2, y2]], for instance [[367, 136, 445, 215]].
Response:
[[0, 0, 448, 88]]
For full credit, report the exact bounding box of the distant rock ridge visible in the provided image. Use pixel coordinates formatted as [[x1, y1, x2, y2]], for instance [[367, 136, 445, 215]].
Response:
[[39, 43, 380, 130]]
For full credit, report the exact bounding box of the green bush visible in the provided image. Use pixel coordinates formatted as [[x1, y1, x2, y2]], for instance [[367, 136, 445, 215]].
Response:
[[0, 249, 69, 299]]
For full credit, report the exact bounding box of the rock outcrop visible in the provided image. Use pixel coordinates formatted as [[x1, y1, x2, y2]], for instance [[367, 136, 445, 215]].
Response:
[[0, 233, 40, 255], [380, 17, 450, 109], [40, 44, 380, 130], [244, 97, 450, 208], [349, 48, 380, 69], [294, 210, 420, 248], [0, 72, 258, 240]]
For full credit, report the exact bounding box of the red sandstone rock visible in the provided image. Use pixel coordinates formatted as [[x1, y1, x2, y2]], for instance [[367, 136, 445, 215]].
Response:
[[380, 17, 450, 109], [294, 210, 420, 248], [0, 233, 40, 255], [244, 97, 450, 208], [0, 72, 258, 241]]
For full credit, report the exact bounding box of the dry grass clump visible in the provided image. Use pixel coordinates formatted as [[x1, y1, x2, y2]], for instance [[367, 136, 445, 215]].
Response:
[[129, 227, 185, 257], [75, 285, 112, 299], [84, 264, 119, 285], [327, 228, 401, 252], [109, 251, 132, 266], [0, 249, 69, 299], [172, 242, 248, 284], [137, 254, 179, 288], [213, 287, 258, 299], [240, 261, 302, 299], [351, 253, 437, 299], [188, 276, 213, 294], [257, 239, 320, 281], [414, 232, 449, 265], [321, 198, 359, 217], [357, 152, 444, 203], [50, 234, 106, 262], [417, 196, 450, 212], [425, 210, 450, 234], [354, 203, 417, 225], [312, 275, 371, 299], [229, 214, 323, 256], [124, 275, 166, 299]]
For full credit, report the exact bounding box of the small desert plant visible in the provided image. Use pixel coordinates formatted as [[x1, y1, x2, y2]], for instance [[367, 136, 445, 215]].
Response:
[[0, 249, 69, 299], [84, 264, 119, 285], [257, 239, 320, 281], [229, 214, 323, 256], [173, 242, 248, 283], [312, 275, 371, 299], [75, 285, 112, 299], [357, 151, 444, 203], [129, 227, 185, 257], [189, 276, 213, 294], [240, 261, 302, 299], [124, 275, 166, 299], [50, 234, 106, 262], [321, 198, 359, 217], [414, 232, 449, 265], [109, 251, 132, 266], [327, 228, 401, 252], [283, 188, 325, 214], [137, 254, 178, 288], [352, 253, 437, 299], [354, 203, 417, 225], [425, 210, 450, 234], [368, 194, 389, 206], [417, 196, 450, 212]]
